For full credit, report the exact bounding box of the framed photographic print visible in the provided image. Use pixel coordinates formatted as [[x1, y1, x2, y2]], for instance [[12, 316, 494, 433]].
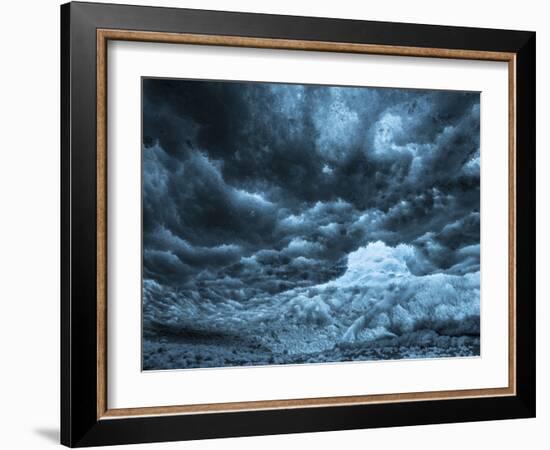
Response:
[[61, 1, 536, 447]]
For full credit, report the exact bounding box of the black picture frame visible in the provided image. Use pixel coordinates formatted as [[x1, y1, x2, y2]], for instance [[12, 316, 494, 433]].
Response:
[[61, 1, 536, 447]]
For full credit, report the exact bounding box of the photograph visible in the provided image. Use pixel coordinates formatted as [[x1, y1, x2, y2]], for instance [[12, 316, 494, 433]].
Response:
[[0, 0, 543, 448], [54, 1, 538, 447], [141, 79, 482, 370]]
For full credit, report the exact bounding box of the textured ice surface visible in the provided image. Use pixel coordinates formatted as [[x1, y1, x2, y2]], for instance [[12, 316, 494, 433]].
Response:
[[143, 242, 480, 370]]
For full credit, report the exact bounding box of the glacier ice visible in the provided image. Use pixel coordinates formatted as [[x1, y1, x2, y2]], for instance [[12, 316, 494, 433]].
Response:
[[143, 241, 480, 369]]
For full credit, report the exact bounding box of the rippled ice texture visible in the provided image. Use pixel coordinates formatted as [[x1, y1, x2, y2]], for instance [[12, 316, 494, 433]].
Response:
[[143, 241, 480, 370]]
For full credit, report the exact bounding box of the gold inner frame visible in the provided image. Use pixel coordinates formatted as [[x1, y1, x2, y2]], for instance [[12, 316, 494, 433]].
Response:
[[96, 28, 517, 420]]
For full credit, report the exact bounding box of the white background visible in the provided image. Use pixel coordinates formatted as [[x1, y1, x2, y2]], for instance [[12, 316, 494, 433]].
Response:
[[109, 42, 509, 408], [0, 0, 546, 449]]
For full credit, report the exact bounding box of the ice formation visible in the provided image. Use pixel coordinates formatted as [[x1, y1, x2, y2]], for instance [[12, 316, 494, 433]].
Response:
[[143, 241, 480, 369]]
